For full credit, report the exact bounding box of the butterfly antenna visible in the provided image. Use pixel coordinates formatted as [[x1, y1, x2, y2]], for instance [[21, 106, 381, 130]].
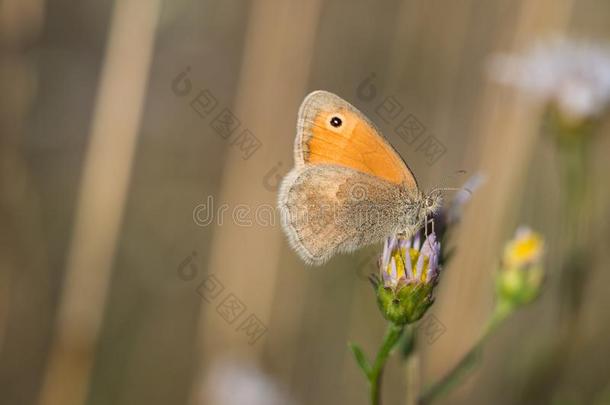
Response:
[[445, 169, 468, 183], [428, 169, 470, 195], [430, 186, 473, 196]]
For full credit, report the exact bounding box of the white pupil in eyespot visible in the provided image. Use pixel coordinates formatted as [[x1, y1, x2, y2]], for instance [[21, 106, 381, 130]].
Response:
[[330, 116, 342, 127]]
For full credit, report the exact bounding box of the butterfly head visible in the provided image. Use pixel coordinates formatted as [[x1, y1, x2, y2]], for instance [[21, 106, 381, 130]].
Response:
[[408, 191, 442, 237], [394, 189, 442, 236], [423, 190, 443, 217]]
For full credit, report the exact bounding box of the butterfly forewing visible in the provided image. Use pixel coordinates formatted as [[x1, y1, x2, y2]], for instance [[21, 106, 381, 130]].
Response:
[[296, 90, 418, 189]]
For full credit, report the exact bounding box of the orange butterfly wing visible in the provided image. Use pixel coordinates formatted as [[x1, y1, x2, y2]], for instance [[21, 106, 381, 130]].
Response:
[[295, 90, 418, 189]]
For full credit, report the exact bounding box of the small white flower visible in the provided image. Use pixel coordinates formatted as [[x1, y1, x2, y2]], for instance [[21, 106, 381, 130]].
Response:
[[201, 358, 297, 405], [488, 37, 610, 120]]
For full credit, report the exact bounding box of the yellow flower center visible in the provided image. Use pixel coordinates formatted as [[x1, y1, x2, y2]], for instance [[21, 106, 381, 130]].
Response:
[[503, 230, 543, 268], [385, 248, 430, 285]]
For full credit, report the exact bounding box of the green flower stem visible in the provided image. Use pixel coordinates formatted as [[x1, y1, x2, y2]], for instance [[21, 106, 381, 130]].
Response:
[[418, 302, 513, 404], [369, 322, 404, 405]]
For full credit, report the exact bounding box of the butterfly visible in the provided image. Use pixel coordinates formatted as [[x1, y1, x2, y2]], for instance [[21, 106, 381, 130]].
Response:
[[278, 91, 442, 265]]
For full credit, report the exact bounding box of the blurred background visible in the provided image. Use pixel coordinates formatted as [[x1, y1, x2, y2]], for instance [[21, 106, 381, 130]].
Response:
[[2, 0, 610, 404]]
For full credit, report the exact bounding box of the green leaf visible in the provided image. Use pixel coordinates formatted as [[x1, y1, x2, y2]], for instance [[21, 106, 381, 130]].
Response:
[[348, 342, 372, 377]]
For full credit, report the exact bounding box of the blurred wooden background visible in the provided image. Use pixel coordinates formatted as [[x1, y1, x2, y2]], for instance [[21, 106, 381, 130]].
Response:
[[1, 0, 610, 404]]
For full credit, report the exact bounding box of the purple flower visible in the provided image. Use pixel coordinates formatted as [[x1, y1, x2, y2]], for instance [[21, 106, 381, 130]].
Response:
[[376, 231, 442, 324], [379, 232, 441, 290]]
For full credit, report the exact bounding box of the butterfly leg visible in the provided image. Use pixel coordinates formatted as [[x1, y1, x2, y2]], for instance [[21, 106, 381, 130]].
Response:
[[423, 217, 435, 239]]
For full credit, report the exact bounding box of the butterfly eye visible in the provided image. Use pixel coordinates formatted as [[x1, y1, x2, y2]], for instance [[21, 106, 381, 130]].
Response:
[[329, 116, 343, 128]]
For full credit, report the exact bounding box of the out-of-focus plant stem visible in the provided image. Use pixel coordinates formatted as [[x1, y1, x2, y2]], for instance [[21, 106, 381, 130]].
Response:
[[557, 131, 590, 335], [522, 113, 595, 403], [402, 326, 418, 405], [405, 352, 419, 405], [418, 301, 513, 404]]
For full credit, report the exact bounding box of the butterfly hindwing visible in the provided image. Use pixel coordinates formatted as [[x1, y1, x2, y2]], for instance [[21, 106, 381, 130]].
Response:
[[278, 164, 407, 265]]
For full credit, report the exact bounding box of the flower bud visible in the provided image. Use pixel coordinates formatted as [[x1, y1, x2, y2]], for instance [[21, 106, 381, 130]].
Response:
[[496, 226, 545, 307]]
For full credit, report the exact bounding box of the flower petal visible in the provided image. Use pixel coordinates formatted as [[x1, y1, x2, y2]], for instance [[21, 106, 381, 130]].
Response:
[[390, 257, 398, 286], [415, 249, 425, 279], [405, 248, 413, 280], [381, 238, 392, 268], [413, 233, 421, 251]]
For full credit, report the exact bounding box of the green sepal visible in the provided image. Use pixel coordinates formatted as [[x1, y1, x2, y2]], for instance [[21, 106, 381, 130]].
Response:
[[495, 264, 543, 307], [376, 284, 434, 325]]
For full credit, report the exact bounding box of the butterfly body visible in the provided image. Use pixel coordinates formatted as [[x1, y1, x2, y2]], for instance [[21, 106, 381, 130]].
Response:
[[278, 91, 440, 265]]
